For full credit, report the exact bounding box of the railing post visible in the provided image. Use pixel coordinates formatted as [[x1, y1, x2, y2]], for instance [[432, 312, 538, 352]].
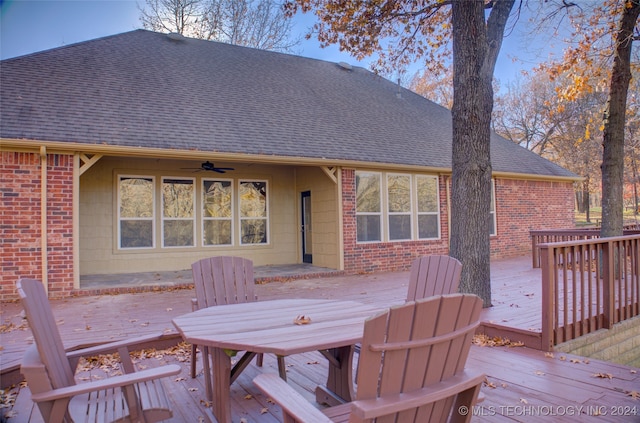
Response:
[[602, 241, 615, 329], [531, 232, 539, 268], [540, 244, 555, 351]]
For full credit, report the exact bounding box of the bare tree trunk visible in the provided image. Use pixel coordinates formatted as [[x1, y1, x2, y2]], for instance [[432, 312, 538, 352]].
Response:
[[601, 1, 640, 237], [449, 0, 514, 308]]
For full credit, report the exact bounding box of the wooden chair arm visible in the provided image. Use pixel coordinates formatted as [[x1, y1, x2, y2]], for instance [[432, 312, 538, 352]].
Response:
[[253, 373, 332, 423], [65, 333, 178, 372], [350, 370, 485, 421], [30, 364, 181, 403]]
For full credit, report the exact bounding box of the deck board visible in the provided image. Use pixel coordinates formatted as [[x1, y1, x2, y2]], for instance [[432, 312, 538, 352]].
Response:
[[2, 255, 639, 422]]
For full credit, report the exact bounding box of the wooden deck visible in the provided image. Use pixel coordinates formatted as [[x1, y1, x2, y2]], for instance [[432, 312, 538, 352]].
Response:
[[2, 255, 639, 422]]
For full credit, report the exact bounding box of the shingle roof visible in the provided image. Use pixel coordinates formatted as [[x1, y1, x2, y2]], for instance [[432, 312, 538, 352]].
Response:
[[0, 29, 576, 178]]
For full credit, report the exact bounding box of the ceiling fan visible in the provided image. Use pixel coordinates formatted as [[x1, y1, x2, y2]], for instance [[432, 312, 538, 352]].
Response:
[[181, 161, 235, 174]]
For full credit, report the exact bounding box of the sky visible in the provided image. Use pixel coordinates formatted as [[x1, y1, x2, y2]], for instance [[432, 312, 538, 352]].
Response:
[[0, 0, 562, 87]]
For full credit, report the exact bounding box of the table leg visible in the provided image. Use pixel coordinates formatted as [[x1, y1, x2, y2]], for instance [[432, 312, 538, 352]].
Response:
[[211, 347, 232, 423], [202, 346, 212, 402], [316, 345, 355, 406]]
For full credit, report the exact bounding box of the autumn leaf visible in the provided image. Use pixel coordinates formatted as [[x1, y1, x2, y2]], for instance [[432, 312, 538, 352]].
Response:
[[261, 407, 269, 414], [592, 373, 613, 379], [244, 394, 253, 400], [293, 315, 311, 325], [627, 390, 640, 399]]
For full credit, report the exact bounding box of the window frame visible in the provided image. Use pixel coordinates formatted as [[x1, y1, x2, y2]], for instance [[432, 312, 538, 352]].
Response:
[[238, 179, 269, 246], [117, 175, 156, 250], [415, 174, 441, 240], [386, 173, 413, 241], [355, 171, 383, 243], [202, 178, 234, 247], [161, 176, 196, 248]]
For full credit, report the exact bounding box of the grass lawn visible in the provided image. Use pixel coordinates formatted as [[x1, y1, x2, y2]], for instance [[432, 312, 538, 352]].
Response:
[[575, 207, 639, 226]]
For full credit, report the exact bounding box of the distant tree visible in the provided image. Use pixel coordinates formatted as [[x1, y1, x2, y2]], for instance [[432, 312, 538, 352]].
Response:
[[139, 0, 300, 52], [409, 69, 454, 109], [536, 0, 640, 236]]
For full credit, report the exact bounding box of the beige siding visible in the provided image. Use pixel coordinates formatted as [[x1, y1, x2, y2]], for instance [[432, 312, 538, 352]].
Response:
[[79, 157, 300, 275], [295, 167, 339, 269]]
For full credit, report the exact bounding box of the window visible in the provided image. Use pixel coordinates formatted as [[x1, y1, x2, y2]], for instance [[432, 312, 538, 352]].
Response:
[[203, 179, 233, 246], [490, 180, 497, 236], [118, 176, 155, 249], [162, 178, 195, 247], [416, 175, 440, 239], [356, 172, 382, 242], [355, 171, 441, 243], [387, 174, 412, 240], [239, 180, 268, 244]]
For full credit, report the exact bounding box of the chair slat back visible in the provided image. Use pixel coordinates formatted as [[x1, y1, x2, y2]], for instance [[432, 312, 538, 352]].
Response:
[[406, 255, 462, 301], [191, 256, 256, 308], [356, 294, 482, 422], [17, 279, 76, 389]]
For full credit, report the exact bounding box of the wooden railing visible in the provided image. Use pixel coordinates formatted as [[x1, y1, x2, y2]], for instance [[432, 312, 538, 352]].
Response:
[[531, 226, 640, 268], [539, 234, 640, 351]]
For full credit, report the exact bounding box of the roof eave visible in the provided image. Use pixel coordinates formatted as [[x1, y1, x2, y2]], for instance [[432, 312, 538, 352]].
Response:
[[1, 138, 579, 182]]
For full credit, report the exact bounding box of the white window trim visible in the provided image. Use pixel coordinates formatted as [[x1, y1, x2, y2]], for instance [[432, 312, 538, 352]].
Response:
[[202, 178, 234, 247], [490, 179, 497, 236], [161, 176, 196, 248], [117, 175, 156, 250], [386, 173, 413, 241], [415, 174, 441, 240], [356, 171, 383, 243], [239, 180, 269, 246]]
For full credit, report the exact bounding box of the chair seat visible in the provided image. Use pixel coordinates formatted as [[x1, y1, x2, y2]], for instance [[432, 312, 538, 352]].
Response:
[[68, 379, 173, 422]]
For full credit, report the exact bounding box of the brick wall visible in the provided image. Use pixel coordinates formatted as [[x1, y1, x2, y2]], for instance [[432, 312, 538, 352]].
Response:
[[490, 179, 576, 258], [342, 169, 576, 274], [342, 169, 450, 274], [1, 152, 74, 300]]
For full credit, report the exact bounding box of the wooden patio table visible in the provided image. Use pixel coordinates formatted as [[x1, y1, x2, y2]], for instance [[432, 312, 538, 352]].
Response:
[[172, 298, 380, 423]]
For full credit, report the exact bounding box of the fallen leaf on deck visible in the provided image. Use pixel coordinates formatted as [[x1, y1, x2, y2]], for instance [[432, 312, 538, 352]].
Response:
[[544, 352, 554, 358], [188, 387, 198, 392], [535, 371, 545, 376], [293, 315, 311, 325], [627, 390, 640, 399], [307, 361, 320, 365], [261, 407, 269, 414], [520, 398, 528, 404], [267, 398, 276, 404], [484, 380, 497, 389], [85, 325, 92, 330], [244, 394, 253, 400], [592, 373, 613, 379]]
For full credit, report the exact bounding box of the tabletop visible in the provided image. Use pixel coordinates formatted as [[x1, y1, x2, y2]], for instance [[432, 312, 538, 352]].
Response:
[[172, 298, 381, 356]]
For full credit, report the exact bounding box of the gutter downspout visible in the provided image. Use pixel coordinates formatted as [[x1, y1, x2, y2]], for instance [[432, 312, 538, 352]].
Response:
[[40, 146, 48, 294]]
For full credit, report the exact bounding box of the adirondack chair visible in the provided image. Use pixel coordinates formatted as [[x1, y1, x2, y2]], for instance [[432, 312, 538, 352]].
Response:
[[190, 256, 286, 399], [254, 294, 485, 423], [17, 278, 181, 423], [355, 255, 462, 360], [406, 255, 462, 301]]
